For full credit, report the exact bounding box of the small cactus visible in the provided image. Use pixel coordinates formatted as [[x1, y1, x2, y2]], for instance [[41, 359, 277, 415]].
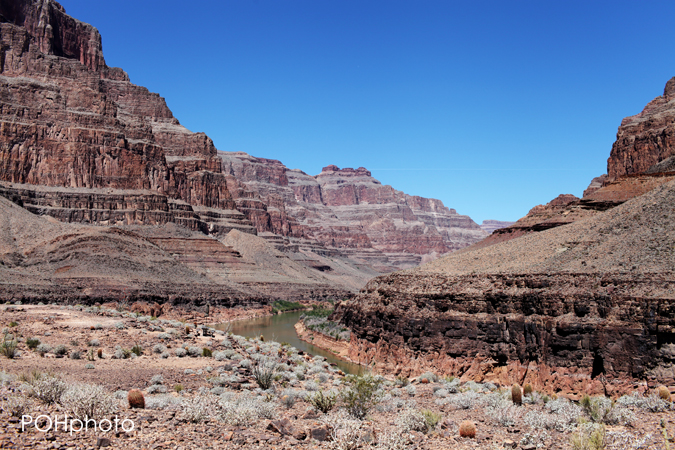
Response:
[[459, 420, 476, 438], [523, 383, 533, 396], [128, 389, 145, 409], [511, 384, 522, 405], [658, 385, 671, 401], [185, 326, 190, 335], [97, 348, 103, 358]]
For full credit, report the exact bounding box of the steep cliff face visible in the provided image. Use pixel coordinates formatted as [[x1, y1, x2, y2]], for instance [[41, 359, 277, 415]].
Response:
[[0, 0, 235, 215], [0, 0, 365, 302], [337, 178, 675, 395], [221, 152, 487, 270], [608, 77, 675, 180], [335, 78, 675, 395]]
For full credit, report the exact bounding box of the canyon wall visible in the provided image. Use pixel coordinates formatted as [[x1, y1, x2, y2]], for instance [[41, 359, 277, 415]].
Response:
[[336, 79, 675, 395], [221, 153, 487, 271]]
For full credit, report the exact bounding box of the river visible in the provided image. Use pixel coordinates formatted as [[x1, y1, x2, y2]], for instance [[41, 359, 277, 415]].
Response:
[[214, 311, 364, 375]]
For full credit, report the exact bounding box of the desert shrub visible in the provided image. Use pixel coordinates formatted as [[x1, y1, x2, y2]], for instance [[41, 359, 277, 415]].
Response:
[[570, 422, 605, 450], [658, 386, 672, 402], [131, 344, 143, 356], [219, 394, 278, 426], [306, 390, 337, 414], [395, 376, 409, 387], [69, 350, 82, 360], [61, 383, 118, 420], [146, 384, 167, 394], [174, 348, 187, 358], [511, 384, 522, 405], [418, 372, 438, 383], [322, 409, 365, 450], [27, 376, 68, 405], [340, 374, 383, 420], [26, 337, 40, 350], [486, 402, 522, 427], [187, 346, 201, 357], [145, 394, 182, 410], [150, 374, 164, 385], [0, 370, 16, 386], [153, 344, 167, 354], [447, 390, 482, 410], [180, 393, 219, 423], [523, 383, 533, 396], [459, 420, 476, 438], [85, 363, 95, 369], [375, 427, 411, 450], [279, 389, 299, 408], [396, 408, 428, 433], [434, 388, 449, 398], [2, 395, 34, 417], [202, 348, 212, 358], [128, 389, 145, 409], [87, 339, 100, 347], [115, 322, 125, 329], [405, 384, 416, 397], [1, 333, 18, 359], [422, 409, 442, 431], [36, 343, 51, 356], [306, 380, 320, 391], [252, 358, 277, 390]]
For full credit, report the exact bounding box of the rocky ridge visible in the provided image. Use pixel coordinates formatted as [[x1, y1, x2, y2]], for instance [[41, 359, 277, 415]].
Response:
[[0, 0, 486, 303], [335, 78, 675, 396], [221, 152, 487, 271]]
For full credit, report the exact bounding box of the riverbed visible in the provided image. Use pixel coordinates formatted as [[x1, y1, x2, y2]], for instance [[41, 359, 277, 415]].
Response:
[[214, 311, 364, 375]]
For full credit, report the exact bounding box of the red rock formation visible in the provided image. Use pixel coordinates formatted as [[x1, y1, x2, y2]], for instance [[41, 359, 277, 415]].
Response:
[[336, 178, 675, 395], [479, 220, 515, 234], [608, 77, 675, 180], [221, 153, 488, 270]]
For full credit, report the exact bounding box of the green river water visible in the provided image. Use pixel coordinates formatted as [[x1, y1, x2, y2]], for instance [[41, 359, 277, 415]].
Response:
[[214, 311, 364, 375]]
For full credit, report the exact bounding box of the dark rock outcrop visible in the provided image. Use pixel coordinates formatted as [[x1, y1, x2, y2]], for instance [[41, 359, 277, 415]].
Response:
[[337, 178, 675, 395]]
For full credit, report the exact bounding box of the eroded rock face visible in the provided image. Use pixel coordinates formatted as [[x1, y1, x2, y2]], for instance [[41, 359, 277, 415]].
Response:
[[221, 153, 487, 270], [336, 177, 675, 395], [0, 0, 235, 215], [608, 77, 675, 180]]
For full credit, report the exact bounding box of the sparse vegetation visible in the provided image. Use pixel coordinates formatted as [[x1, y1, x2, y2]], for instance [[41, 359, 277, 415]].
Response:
[[340, 374, 383, 420], [306, 389, 338, 414], [271, 300, 305, 314]]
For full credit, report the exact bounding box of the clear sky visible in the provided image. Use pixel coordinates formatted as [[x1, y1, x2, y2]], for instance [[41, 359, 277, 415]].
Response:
[[61, 1, 675, 223]]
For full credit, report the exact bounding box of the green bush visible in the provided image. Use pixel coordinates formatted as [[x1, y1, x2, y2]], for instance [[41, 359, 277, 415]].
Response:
[[131, 344, 143, 356], [252, 359, 277, 390], [340, 374, 383, 420], [26, 337, 41, 350], [271, 300, 305, 314], [422, 409, 442, 431], [570, 423, 606, 450], [202, 348, 213, 358], [1, 333, 18, 359], [306, 390, 337, 414]]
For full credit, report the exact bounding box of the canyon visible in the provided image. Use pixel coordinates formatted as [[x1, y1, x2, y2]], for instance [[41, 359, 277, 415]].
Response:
[[0, 0, 487, 305], [335, 77, 675, 396]]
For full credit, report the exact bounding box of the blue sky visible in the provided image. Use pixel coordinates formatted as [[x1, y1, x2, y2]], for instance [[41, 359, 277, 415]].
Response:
[[62, 1, 675, 223]]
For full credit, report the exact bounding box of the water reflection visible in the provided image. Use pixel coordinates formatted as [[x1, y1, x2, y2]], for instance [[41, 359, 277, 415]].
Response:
[[213, 311, 364, 375]]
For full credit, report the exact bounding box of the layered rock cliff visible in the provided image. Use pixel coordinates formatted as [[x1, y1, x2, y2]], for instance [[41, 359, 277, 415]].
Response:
[[221, 153, 487, 271], [337, 178, 675, 396], [335, 78, 675, 395], [608, 77, 675, 180], [0, 0, 485, 303]]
